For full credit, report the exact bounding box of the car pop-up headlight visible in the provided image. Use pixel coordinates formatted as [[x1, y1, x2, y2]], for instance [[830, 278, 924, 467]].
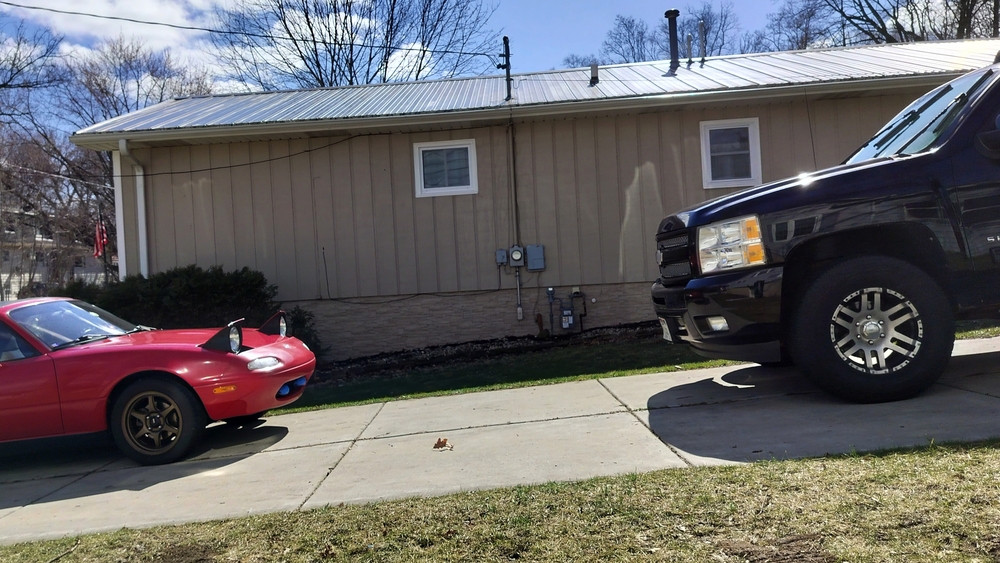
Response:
[[697, 215, 766, 274]]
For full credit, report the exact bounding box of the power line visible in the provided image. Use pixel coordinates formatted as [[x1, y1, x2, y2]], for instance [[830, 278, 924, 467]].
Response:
[[0, 0, 495, 59], [0, 162, 111, 189]]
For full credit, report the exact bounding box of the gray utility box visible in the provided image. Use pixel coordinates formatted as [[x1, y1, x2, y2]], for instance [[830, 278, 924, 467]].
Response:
[[526, 245, 545, 271]]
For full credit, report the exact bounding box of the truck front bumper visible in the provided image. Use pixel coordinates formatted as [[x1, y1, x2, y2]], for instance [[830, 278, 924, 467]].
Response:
[[651, 266, 784, 364]]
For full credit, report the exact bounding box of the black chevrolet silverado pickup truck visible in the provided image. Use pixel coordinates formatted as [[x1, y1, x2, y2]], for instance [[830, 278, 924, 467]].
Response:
[[652, 61, 1000, 403]]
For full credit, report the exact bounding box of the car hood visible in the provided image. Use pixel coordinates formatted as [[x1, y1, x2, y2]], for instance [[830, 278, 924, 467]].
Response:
[[658, 157, 896, 234], [79, 327, 284, 351]]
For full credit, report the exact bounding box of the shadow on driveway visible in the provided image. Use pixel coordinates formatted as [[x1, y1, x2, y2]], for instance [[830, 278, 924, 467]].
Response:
[[645, 352, 1000, 464], [0, 421, 289, 510]]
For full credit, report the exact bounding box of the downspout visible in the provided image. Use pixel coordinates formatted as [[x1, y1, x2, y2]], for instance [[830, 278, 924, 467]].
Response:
[[117, 139, 149, 278]]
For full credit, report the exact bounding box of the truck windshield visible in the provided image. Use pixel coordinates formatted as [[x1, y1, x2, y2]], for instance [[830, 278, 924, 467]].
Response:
[[846, 68, 995, 164]]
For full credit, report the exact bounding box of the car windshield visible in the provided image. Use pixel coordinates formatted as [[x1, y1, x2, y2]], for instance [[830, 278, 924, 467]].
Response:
[[846, 68, 996, 164], [8, 300, 136, 349]]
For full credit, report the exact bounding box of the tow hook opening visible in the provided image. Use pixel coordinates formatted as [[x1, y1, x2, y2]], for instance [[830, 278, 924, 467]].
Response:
[[275, 376, 308, 400]]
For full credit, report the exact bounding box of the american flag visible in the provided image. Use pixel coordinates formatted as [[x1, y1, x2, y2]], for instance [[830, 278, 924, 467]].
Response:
[[94, 220, 108, 258]]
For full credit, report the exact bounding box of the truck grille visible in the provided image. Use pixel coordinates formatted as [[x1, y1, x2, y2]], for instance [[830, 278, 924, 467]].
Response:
[[656, 229, 692, 285]]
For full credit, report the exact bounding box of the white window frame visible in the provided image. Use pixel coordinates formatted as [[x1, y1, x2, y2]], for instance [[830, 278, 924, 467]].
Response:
[[413, 139, 479, 198], [699, 118, 762, 189]]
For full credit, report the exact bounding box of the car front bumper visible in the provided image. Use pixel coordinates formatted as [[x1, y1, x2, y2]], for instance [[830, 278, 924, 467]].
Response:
[[651, 266, 784, 363], [196, 350, 317, 421]]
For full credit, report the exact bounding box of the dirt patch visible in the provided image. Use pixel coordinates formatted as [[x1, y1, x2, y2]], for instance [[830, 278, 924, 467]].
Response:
[[718, 534, 835, 562], [310, 321, 661, 387]]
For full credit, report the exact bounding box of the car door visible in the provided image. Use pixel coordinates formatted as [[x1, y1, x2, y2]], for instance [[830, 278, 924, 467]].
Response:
[[0, 322, 62, 441]]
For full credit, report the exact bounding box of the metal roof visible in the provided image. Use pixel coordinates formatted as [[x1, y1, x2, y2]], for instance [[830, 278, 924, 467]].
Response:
[[72, 38, 1000, 149]]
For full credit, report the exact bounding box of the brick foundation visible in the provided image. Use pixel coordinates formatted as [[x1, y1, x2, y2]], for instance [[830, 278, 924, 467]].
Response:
[[290, 282, 657, 361]]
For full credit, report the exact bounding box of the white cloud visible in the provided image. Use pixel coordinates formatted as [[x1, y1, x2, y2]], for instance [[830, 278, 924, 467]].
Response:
[[5, 0, 231, 72]]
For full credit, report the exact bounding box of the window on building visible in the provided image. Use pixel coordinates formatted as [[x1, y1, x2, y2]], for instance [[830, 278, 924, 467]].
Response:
[[413, 139, 478, 197], [74, 256, 85, 268], [699, 118, 762, 189]]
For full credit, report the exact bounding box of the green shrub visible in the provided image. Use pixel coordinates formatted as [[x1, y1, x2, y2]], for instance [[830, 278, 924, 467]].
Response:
[[51, 266, 327, 358], [287, 305, 330, 358]]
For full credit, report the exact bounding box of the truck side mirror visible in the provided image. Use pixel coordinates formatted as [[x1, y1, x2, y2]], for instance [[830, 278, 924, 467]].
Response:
[[975, 130, 1000, 159]]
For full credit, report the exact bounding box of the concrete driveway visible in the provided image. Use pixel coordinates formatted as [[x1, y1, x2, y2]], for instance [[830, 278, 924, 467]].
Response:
[[2, 338, 1000, 544]]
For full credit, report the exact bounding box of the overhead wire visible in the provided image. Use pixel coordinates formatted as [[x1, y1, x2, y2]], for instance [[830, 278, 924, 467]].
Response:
[[0, 0, 496, 59]]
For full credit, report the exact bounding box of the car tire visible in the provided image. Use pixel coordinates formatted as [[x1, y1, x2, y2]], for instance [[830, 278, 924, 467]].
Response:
[[788, 256, 954, 403], [224, 411, 267, 427], [110, 378, 206, 465]]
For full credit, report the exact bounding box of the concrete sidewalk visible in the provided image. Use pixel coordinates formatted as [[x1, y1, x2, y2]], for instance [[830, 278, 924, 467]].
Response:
[[3, 338, 1000, 544]]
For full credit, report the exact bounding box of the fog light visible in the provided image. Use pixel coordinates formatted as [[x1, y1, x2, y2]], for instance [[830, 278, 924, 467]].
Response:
[[706, 316, 729, 332]]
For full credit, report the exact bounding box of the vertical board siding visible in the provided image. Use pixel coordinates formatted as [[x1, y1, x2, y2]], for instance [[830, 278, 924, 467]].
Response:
[[330, 139, 359, 297], [530, 122, 558, 286], [309, 138, 337, 298], [289, 139, 319, 299], [410, 132, 438, 294], [389, 134, 418, 295], [574, 120, 603, 285], [249, 142, 277, 288], [595, 117, 623, 283], [137, 92, 915, 300], [473, 128, 500, 290], [617, 115, 647, 283], [190, 148, 216, 267], [553, 120, 581, 285], [368, 135, 399, 295], [169, 147, 197, 267], [267, 141, 297, 297], [148, 148, 175, 272], [350, 138, 378, 296], [208, 144, 237, 271], [229, 143, 256, 271]]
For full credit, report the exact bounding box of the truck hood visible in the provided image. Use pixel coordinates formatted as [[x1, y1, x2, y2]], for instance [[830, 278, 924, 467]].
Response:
[[658, 157, 895, 234]]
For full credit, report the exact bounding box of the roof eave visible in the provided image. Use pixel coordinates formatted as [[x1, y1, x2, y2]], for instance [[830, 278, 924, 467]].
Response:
[[69, 72, 965, 152]]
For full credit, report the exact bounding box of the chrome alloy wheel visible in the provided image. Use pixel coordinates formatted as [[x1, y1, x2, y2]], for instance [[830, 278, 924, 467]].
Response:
[[830, 286, 923, 374], [121, 391, 183, 454]]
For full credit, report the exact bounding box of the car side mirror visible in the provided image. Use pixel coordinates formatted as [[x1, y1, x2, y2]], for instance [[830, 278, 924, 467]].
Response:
[[976, 130, 1000, 159]]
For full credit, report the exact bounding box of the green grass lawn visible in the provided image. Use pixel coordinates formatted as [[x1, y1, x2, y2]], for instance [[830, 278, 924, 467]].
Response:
[[8, 442, 1000, 562]]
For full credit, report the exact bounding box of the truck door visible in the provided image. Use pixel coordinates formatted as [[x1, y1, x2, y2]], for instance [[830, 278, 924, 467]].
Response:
[[946, 116, 1000, 307]]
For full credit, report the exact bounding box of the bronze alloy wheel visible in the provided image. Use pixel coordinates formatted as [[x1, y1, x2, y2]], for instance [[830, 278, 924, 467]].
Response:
[[121, 391, 183, 455], [110, 378, 206, 465]]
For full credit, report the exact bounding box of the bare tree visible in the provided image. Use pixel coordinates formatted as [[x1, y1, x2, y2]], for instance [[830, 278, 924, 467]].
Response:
[[601, 15, 661, 64], [562, 53, 605, 68], [211, 0, 499, 90], [742, 0, 839, 53], [0, 16, 61, 122], [821, 0, 992, 43], [671, 1, 741, 58], [13, 37, 213, 281]]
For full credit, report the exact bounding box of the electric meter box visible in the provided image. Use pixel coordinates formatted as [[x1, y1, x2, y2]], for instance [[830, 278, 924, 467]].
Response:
[[526, 245, 545, 271]]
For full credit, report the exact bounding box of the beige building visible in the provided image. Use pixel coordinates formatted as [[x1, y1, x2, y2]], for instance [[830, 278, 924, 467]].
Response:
[[71, 39, 1000, 360]]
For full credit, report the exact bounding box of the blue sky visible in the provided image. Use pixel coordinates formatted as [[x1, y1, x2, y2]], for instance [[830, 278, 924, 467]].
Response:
[[492, 1, 772, 71], [4, 0, 775, 74]]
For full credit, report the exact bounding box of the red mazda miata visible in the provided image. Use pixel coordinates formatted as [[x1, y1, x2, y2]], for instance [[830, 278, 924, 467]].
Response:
[[0, 298, 316, 464]]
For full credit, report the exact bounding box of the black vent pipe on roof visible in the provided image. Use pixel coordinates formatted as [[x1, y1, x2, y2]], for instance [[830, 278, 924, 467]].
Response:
[[665, 9, 680, 71]]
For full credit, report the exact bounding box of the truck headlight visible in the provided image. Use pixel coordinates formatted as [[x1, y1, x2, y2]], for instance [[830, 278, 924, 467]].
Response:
[[697, 215, 766, 274]]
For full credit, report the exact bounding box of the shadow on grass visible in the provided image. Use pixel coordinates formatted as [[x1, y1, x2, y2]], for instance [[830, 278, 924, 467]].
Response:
[[282, 337, 734, 412]]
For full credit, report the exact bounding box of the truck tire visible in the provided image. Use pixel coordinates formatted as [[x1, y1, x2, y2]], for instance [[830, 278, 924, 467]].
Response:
[[788, 256, 953, 403]]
